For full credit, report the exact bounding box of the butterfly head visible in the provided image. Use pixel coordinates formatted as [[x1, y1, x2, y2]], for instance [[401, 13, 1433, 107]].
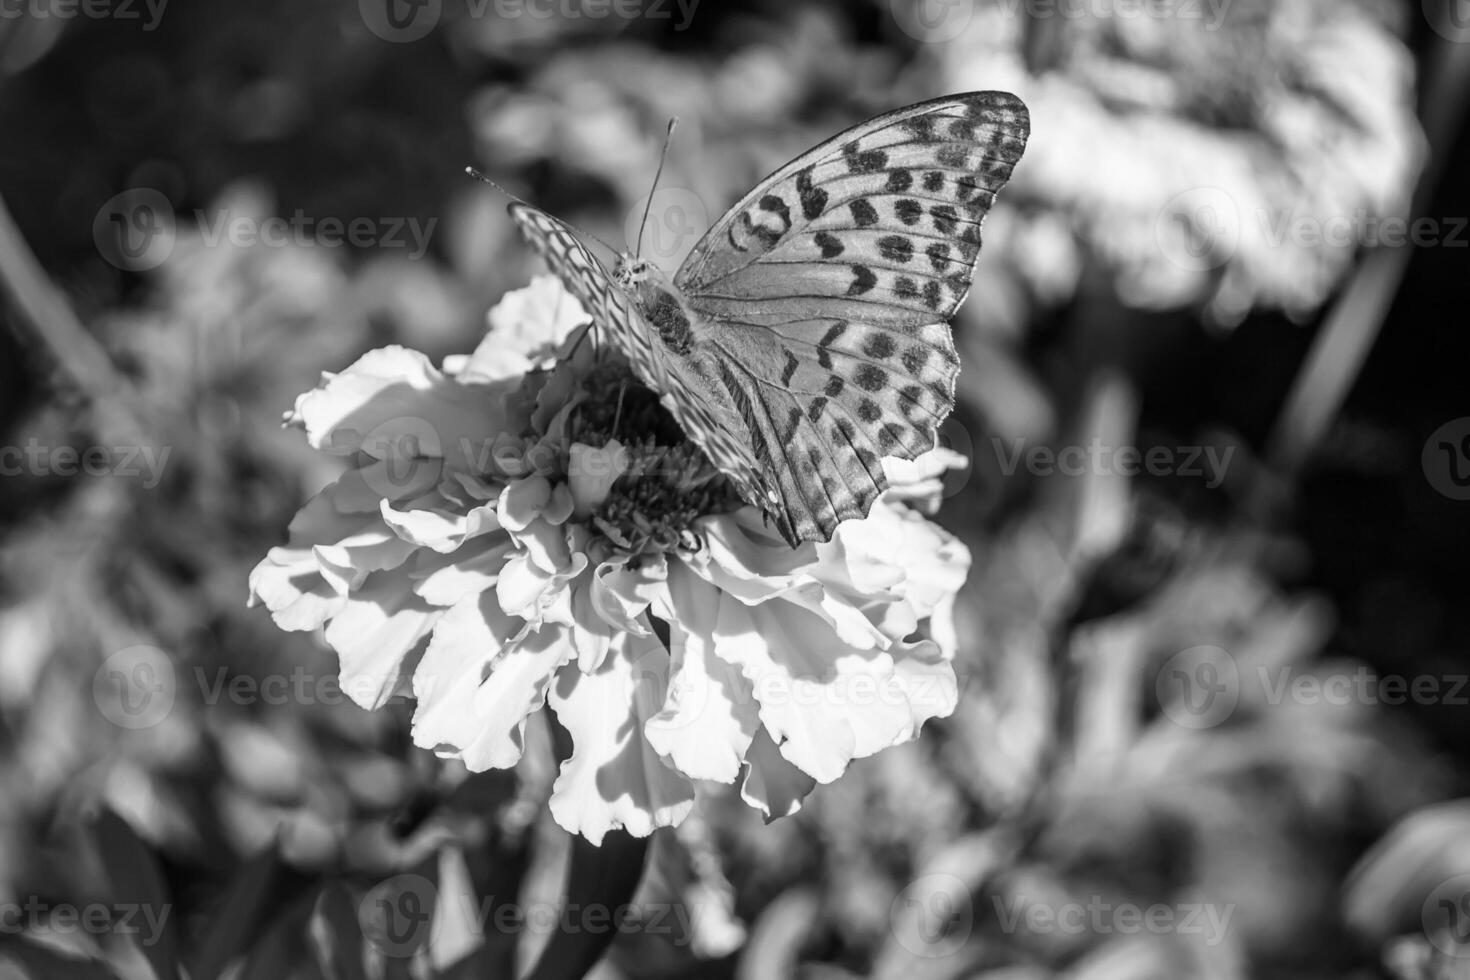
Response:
[[612, 254, 656, 290]]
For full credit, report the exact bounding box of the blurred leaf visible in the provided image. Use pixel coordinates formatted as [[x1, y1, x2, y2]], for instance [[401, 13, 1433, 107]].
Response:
[[0, 938, 117, 980], [89, 808, 179, 980], [307, 885, 367, 980], [521, 829, 650, 980], [186, 839, 290, 980], [1344, 799, 1470, 942]]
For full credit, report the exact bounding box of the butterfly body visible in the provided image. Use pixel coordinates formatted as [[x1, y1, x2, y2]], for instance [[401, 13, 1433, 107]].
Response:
[[510, 91, 1030, 546]]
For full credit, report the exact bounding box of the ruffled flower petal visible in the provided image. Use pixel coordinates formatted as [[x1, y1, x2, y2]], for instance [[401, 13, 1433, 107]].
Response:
[[288, 346, 504, 471], [645, 562, 760, 783], [713, 598, 958, 784], [739, 726, 817, 821], [548, 632, 696, 844]]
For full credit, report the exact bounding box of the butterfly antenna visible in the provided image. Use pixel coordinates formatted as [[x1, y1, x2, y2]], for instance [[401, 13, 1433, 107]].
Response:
[[464, 166, 622, 259], [635, 117, 678, 260]]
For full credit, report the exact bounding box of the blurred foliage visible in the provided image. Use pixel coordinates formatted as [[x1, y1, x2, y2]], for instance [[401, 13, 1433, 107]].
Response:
[[0, 0, 1466, 978]]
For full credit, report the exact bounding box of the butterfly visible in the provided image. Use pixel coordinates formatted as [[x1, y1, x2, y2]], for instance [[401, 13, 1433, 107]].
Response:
[[508, 91, 1030, 546]]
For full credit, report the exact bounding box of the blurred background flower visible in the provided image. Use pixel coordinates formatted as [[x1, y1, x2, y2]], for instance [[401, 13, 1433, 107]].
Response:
[[0, 0, 1467, 977]]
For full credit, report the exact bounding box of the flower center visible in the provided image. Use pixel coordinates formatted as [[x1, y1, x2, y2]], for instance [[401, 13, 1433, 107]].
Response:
[[570, 356, 744, 556]]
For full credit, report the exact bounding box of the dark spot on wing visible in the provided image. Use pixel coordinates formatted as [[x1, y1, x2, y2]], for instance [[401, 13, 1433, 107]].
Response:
[[923, 171, 944, 193], [817, 322, 846, 370], [845, 142, 888, 174], [863, 333, 896, 360], [796, 167, 828, 221], [885, 169, 913, 193], [902, 345, 932, 375], [814, 231, 844, 258], [782, 406, 803, 443], [932, 205, 959, 235], [922, 280, 942, 310], [926, 242, 952, 271], [807, 396, 828, 423], [850, 199, 879, 227], [894, 276, 919, 300], [857, 398, 882, 423], [937, 145, 969, 168], [847, 264, 877, 296], [824, 375, 845, 397], [877, 235, 913, 264], [855, 364, 888, 392], [895, 199, 924, 226], [780, 349, 800, 386]]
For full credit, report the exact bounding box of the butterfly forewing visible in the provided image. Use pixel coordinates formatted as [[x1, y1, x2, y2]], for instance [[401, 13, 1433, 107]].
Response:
[[507, 203, 777, 514], [674, 92, 1030, 543]]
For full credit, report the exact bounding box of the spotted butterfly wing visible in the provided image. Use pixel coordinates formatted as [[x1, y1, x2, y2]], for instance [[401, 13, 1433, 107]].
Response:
[[672, 91, 1028, 542], [511, 91, 1029, 545]]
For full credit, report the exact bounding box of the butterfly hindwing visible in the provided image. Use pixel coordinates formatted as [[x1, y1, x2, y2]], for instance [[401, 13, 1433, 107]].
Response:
[[675, 91, 1030, 543]]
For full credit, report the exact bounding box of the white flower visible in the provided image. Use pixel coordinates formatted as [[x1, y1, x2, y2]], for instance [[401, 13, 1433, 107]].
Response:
[[250, 275, 970, 843]]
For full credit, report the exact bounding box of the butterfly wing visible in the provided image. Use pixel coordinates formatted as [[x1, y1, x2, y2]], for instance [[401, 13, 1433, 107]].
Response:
[[675, 91, 1029, 544], [506, 203, 778, 513]]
